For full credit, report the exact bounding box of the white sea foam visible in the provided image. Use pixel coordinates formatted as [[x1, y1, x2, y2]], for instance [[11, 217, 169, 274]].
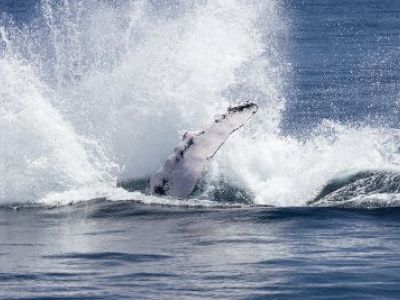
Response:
[[38, 185, 245, 209], [1, 0, 400, 207], [215, 122, 400, 206], [0, 57, 116, 203]]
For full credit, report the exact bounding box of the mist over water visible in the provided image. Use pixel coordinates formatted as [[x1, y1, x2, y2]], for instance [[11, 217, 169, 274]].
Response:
[[1, 0, 400, 207]]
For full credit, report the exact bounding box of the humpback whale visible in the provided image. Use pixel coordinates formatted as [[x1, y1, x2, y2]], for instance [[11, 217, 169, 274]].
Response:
[[308, 170, 400, 207], [150, 102, 258, 198]]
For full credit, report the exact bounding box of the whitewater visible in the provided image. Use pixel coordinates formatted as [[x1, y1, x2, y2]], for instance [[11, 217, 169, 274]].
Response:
[[1, 0, 400, 208]]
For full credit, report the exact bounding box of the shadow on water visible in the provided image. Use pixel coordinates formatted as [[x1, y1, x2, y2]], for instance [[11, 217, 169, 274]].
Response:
[[18, 199, 400, 223], [118, 176, 255, 205]]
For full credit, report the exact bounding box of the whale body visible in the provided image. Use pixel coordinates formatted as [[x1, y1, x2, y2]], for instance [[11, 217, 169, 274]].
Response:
[[150, 102, 258, 198], [308, 169, 400, 207]]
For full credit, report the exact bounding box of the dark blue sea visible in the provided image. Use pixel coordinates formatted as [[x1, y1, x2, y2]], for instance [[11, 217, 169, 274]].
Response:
[[1, 0, 400, 299]]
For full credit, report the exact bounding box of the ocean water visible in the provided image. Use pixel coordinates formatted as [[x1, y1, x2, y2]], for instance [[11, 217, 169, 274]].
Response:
[[1, 0, 400, 298]]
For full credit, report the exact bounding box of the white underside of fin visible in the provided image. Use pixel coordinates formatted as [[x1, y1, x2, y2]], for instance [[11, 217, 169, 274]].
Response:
[[150, 102, 258, 198]]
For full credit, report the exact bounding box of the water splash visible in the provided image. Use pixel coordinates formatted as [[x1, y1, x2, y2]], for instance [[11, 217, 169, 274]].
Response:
[[0, 56, 116, 203], [1, 0, 399, 207]]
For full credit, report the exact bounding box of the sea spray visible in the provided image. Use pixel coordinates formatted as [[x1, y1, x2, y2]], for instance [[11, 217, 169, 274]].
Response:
[[0, 56, 116, 203], [1, 0, 400, 207]]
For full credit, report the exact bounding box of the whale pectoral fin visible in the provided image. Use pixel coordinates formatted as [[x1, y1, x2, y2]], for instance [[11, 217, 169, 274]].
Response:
[[150, 102, 258, 198]]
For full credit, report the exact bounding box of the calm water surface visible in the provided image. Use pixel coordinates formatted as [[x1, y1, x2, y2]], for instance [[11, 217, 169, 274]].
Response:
[[2, 203, 400, 299]]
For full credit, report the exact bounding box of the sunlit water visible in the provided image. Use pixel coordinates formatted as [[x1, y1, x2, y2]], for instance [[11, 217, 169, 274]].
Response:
[[2, 203, 400, 299], [1, 0, 400, 298]]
